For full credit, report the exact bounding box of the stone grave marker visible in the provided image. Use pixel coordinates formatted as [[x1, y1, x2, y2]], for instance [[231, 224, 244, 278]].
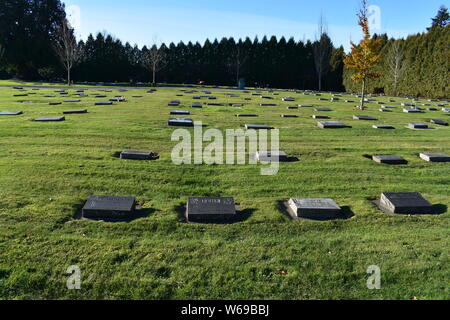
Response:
[[186, 197, 236, 223], [120, 150, 157, 161], [419, 153, 450, 162], [377, 193, 434, 214], [0, 111, 23, 116], [170, 110, 190, 115], [245, 124, 273, 130], [34, 116, 65, 122], [372, 155, 407, 165], [373, 124, 395, 129], [168, 118, 194, 127], [353, 115, 378, 120], [287, 198, 342, 220], [408, 122, 428, 129], [82, 196, 136, 219], [430, 119, 448, 126], [317, 121, 347, 129], [63, 109, 87, 114]]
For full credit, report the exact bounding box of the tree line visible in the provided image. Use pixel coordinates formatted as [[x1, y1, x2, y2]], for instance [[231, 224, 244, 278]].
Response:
[[0, 0, 448, 97]]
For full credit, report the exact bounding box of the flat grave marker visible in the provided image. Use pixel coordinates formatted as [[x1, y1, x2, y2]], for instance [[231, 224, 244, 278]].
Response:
[[0, 111, 23, 116], [120, 150, 157, 161], [376, 192, 434, 214], [353, 115, 378, 120], [287, 198, 342, 220], [373, 124, 395, 129], [372, 155, 407, 165], [408, 122, 429, 129], [318, 121, 347, 129], [168, 118, 194, 127], [419, 153, 450, 162], [186, 197, 236, 223], [245, 124, 273, 130], [82, 196, 136, 219], [170, 110, 190, 115], [34, 116, 65, 122], [430, 119, 448, 126]]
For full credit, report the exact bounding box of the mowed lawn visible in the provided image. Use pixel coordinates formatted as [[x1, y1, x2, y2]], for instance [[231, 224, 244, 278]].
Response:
[[0, 83, 448, 300]]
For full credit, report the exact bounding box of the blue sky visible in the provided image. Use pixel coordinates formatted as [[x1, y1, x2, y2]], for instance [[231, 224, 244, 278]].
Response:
[[63, 0, 445, 51]]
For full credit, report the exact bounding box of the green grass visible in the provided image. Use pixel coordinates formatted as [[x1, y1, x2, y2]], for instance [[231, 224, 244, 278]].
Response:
[[0, 84, 448, 300]]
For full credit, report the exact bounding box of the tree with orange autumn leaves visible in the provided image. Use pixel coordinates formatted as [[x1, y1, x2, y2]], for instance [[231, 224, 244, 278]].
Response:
[[344, 0, 383, 110]]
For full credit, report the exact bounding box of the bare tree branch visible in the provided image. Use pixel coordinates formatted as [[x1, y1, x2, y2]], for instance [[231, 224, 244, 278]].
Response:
[[229, 45, 247, 85], [386, 41, 405, 96], [313, 14, 332, 91], [143, 36, 167, 85], [53, 19, 82, 85]]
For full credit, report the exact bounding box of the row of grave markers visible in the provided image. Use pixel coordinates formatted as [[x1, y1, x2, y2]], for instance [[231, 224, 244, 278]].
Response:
[[81, 192, 439, 223]]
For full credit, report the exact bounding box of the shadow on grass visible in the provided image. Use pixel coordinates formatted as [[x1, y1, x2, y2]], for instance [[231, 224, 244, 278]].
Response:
[[174, 203, 255, 224], [277, 200, 355, 221]]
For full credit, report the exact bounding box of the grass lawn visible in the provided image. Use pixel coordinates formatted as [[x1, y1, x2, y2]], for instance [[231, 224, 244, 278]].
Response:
[[0, 84, 448, 300]]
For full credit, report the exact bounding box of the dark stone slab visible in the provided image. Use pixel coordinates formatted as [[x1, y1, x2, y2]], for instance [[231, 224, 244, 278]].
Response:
[[110, 98, 126, 102], [95, 101, 113, 105], [168, 118, 194, 127], [82, 196, 136, 219], [377, 192, 433, 214], [0, 111, 23, 115], [282, 97, 295, 101], [34, 116, 65, 122], [430, 119, 448, 126], [95, 95, 107, 98], [419, 153, 450, 162], [281, 114, 298, 118], [372, 155, 407, 165], [318, 121, 347, 129], [373, 124, 395, 129], [245, 124, 273, 130], [260, 103, 277, 106], [49, 102, 62, 105], [313, 115, 330, 119], [403, 108, 422, 113], [236, 114, 257, 117], [442, 108, 450, 113], [63, 109, 87, 114], [170, 110, 190, 115], [287, 106, 299, 109], [191, 104, 203, 108], [255, 151, 288, 162], [315, 108, 332, 112], [382, 105, 397, 109], [64, 100, 81, 103], [353, 115, 378, 120], [299, 104, 313, 108], [120, 150, 157, 160], [427, 108, 438, 111], [287, 198, 342, 220], [408, 122, 428, 129], [13, 94, 28, 97], [186, 197, 236, 223]]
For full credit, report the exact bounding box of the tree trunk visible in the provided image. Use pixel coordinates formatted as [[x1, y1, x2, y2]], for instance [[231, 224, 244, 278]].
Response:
[[360, 79, 366, 110], [318, 75, 322, 92], [152, 68, 156, 85], [67, 68, 71, 86]]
